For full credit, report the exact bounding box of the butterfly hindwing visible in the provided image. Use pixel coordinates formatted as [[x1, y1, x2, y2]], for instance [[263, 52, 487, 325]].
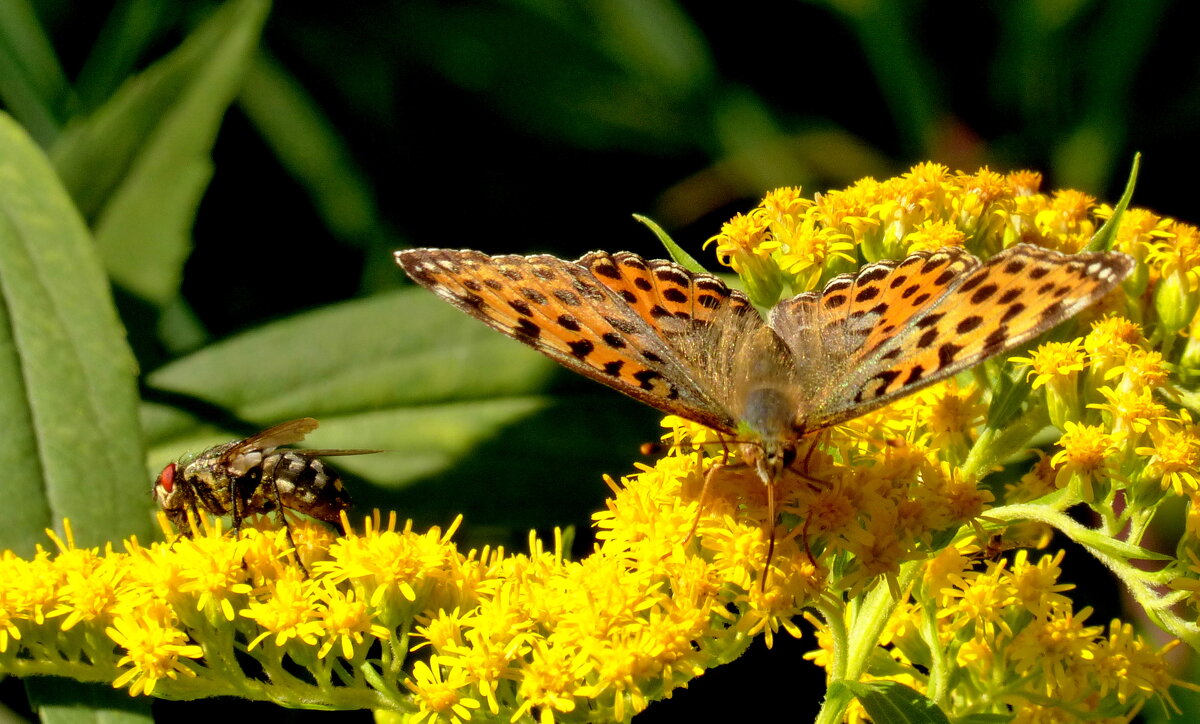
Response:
[[578, 251, 755, 332]]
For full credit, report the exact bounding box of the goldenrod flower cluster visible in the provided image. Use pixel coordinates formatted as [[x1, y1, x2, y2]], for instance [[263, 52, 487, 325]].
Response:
[[3, 163, 1199, 722]]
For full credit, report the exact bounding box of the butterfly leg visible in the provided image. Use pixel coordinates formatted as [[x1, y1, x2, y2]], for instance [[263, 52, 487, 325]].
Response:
[[684, 437, 732, 546], [794, 432, 829, 567], [793, 431, 827, 486]]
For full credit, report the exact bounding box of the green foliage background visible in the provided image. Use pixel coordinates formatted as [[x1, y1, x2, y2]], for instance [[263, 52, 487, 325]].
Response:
[[0, 0, 1196, 720]]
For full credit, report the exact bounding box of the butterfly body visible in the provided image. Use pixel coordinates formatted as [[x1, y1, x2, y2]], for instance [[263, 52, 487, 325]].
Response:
[[396, 244, 1134, 490]]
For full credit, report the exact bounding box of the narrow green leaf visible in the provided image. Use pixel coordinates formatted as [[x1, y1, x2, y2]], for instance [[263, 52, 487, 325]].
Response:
[[1070, 524, 1174, 562], [238, 51, 380, 246], [842, 680, 951, 724], [0, 112, 149, 554], [74, 0, 174, 112], [633, 213, 709, 273], [1086, 153, 1140, 253], [0, 0, 70, 144], [50, 0, 271, 305], [984, 362, 1033, 431]]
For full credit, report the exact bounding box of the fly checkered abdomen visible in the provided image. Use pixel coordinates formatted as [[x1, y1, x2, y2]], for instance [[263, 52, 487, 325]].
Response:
[[263, 451, 353, 524]]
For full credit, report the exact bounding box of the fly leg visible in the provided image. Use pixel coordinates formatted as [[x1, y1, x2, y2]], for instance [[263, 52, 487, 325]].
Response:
[[261, 456, 308, 576]]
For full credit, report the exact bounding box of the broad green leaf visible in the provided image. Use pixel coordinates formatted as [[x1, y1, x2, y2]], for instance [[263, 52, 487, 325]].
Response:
[[142, 287, 657, 533], [26, 679, 151, 724], [49, 0, 270, 306], [0, 112, 148, 554], [840, 680, 951, 724]]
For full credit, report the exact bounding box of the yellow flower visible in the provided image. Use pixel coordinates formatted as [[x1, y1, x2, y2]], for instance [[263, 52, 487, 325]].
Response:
[[404, 654, 482, 724], [903, 218, 966, 253], [1050, 422, 1121, 500], [1098, 620, 1189, 710], [1012, 339, 1087, 390], [1089, 385, 1167, 439], [44, 525, 124, 633], [1033, 189, 1096, 252], [240, 569, 323, 650], [1008, 550, 1074, 620], [510, 640, 589, 724], [1136, 415, 1200, 495], [173, 524, 252, 622], [936, 559, 1016, 641], [315, 583, 390, 660], [705, 210, 782, 305], [107, 609, 203, 696], [1103, 345, 1170, 390], [1007, 606, 1103, 699]]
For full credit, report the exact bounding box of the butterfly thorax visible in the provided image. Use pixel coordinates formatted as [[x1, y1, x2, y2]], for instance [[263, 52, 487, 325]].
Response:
[[731, 327, 805, 486], [737, 387, 802, 486]]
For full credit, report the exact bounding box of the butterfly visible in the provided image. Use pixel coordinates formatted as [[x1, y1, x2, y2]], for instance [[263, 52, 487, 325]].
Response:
[[395, 244, 1133, 574]]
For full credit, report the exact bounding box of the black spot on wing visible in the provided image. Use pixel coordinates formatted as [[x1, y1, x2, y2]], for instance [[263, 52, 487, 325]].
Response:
[[937, 342, 962, 368], [956, 316, 983, 333], [514, 318, 540, 339], [601, 332, 626, 349], [969, 283, 999, 304], [915, 313, 944, 329], [568, 339, 593, 358]]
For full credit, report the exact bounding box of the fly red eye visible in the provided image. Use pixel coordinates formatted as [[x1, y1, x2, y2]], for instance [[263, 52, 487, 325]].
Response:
[[157, 462, 176, 493]]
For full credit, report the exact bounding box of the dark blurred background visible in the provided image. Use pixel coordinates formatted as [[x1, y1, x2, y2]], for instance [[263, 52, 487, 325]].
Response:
[[3, 0, 1197, 720]]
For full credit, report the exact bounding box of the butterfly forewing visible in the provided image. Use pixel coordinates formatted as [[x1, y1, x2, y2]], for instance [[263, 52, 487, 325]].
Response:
[[395, 248, 741, 433], [790, 244, 1134, 430]]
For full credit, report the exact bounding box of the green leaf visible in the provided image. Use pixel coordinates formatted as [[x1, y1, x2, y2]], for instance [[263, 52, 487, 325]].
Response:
[[238, 51, 380, 247], [839, 680, 951, 724], [1085, 152, 1139, 253], [26, 679, 151, 724], [1069, 523, 1174, 562], [141, 288, 657, 533], [633, 213, 709, 273], [73, 0, 175, 112], [49, 0, 271, 306], [984, 362, 1033, 431], [0, 0, 70, 145], [0, 112, 149, 555]]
